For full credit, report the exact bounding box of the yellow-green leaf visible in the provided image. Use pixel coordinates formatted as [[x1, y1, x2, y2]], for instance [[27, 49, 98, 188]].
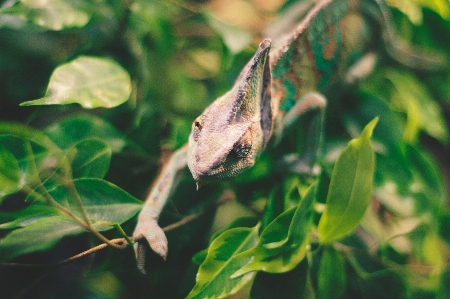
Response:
[[20, 56, 131, 109], [318, 117, 377, 243]]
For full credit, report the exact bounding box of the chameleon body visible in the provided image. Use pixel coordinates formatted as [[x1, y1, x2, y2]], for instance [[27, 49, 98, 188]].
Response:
[[133, 0, 443, 273]]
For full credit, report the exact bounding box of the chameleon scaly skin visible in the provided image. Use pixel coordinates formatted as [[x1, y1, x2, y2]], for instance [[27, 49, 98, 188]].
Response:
[[133, 0, 445, 272]]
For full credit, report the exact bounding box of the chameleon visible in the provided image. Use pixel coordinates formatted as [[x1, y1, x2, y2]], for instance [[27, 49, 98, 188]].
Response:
[[132, 0, 445, 273]]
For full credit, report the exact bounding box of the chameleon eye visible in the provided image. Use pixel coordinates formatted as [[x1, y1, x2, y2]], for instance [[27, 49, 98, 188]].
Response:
[[192, 115, 205, 141], [234, 141, 252, 157]]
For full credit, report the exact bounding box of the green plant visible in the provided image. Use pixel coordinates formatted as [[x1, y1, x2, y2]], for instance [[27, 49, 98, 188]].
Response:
[[0, 1, 449, 298]]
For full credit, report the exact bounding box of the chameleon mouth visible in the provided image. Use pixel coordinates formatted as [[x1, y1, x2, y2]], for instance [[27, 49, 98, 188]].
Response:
[[193, 157, 254, 184]]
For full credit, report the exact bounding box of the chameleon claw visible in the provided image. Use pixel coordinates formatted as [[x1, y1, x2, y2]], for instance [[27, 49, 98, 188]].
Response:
[[133, 219, 168, 273]]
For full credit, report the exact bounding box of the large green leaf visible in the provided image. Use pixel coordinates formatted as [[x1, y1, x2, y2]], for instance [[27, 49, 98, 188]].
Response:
[[0, 148, 21, 200], [0, 0, 93, 30], [49, 178, 142, 224], [232, 182, 316, 277], [0, 178, 142, 262], [20, 56, 132, 109], [318, 118, 377, 243], [44, 114, 127, 152], [0, 216, 87, 263], [68, 139, 111, 179], [186, 226, 259, 299]]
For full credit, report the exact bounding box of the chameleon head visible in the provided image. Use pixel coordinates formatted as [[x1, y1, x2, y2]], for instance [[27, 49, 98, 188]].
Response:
[[187, 39, 273, 185]]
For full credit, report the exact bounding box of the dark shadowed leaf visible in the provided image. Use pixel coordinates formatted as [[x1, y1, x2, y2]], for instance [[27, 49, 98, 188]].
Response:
[[44, 114, 126, 152], [250, 259, 308, 299], [0, 148, 20, 200], [317, 246, 347, 299]]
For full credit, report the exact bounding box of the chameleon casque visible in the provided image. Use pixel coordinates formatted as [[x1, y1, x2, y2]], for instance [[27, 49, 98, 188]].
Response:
[[132, 0, 444, 273]]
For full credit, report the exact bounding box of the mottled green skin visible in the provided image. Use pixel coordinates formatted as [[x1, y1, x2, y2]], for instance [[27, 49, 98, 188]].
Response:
[[271, 0, 373, 114]]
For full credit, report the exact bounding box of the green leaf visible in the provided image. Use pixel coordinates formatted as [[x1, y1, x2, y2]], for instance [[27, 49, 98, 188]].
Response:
[[317, 246, 347, 299], [0, 122, 59, 152], [0, 216, 86, 262], [0, 148, 21, 200], [0, 178, 142, 262], [232, 182, 316, 276], [0, 134, 70, 200], [205, 14, 252, 53], [68, 139, 111, 179], [186, 226, 259, 299], [44, 114, 126, 152], [388, 0, 450, 24], [20, 56, 132, 109], [0, 0, 93, 30], [385, 69, 449, 144], [250, 259, 308, 299], [49, 178, 142, 225], [0, 205, 58, 229], [318, 117, 377, 243]]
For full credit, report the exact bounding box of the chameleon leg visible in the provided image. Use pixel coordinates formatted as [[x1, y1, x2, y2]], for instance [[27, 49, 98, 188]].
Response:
[[276, 92, 327, 174], [133, 145, 188, 273]]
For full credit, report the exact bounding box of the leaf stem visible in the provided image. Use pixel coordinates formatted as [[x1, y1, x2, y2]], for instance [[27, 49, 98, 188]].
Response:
[[22, 184, 124, 249]]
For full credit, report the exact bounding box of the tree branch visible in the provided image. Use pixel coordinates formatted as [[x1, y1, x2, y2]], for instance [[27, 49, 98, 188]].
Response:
[[1, 190, 235, 269]]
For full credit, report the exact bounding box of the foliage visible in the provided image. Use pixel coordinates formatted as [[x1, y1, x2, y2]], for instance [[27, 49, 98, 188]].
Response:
[[0, 0, 449, 298]]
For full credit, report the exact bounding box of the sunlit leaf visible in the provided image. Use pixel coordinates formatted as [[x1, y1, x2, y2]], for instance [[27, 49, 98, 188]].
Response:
[[68, 139, 111, 179], [205, 14, 252, 53], [0, 0, 93, 30], [318, 118, 377, 243], [317, 246, 347, 299], [44, 114, 127, 152], [385, 69, 449, 144], [186, 226, 259, 299], [0, 148, 21, 200], [20, 56, 132, 109], [387, 0, 450, 24], [232, 182, 316, 277]]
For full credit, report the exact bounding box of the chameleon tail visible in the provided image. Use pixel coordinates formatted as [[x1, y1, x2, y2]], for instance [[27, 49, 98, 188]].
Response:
[[374, 0, 448, 71]]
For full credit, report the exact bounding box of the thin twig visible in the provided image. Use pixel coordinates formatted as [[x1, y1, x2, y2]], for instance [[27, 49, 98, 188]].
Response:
[[2, 238, 130, 269], [23, 183, 124, 249], [2, 191, 235, 269]]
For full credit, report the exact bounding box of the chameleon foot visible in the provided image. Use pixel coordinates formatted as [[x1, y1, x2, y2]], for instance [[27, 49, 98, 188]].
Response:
[[133, 219, 168, 273]]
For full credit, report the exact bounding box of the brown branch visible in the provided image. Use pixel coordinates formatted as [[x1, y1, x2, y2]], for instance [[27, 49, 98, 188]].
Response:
[[1, 190, 235, 269]]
